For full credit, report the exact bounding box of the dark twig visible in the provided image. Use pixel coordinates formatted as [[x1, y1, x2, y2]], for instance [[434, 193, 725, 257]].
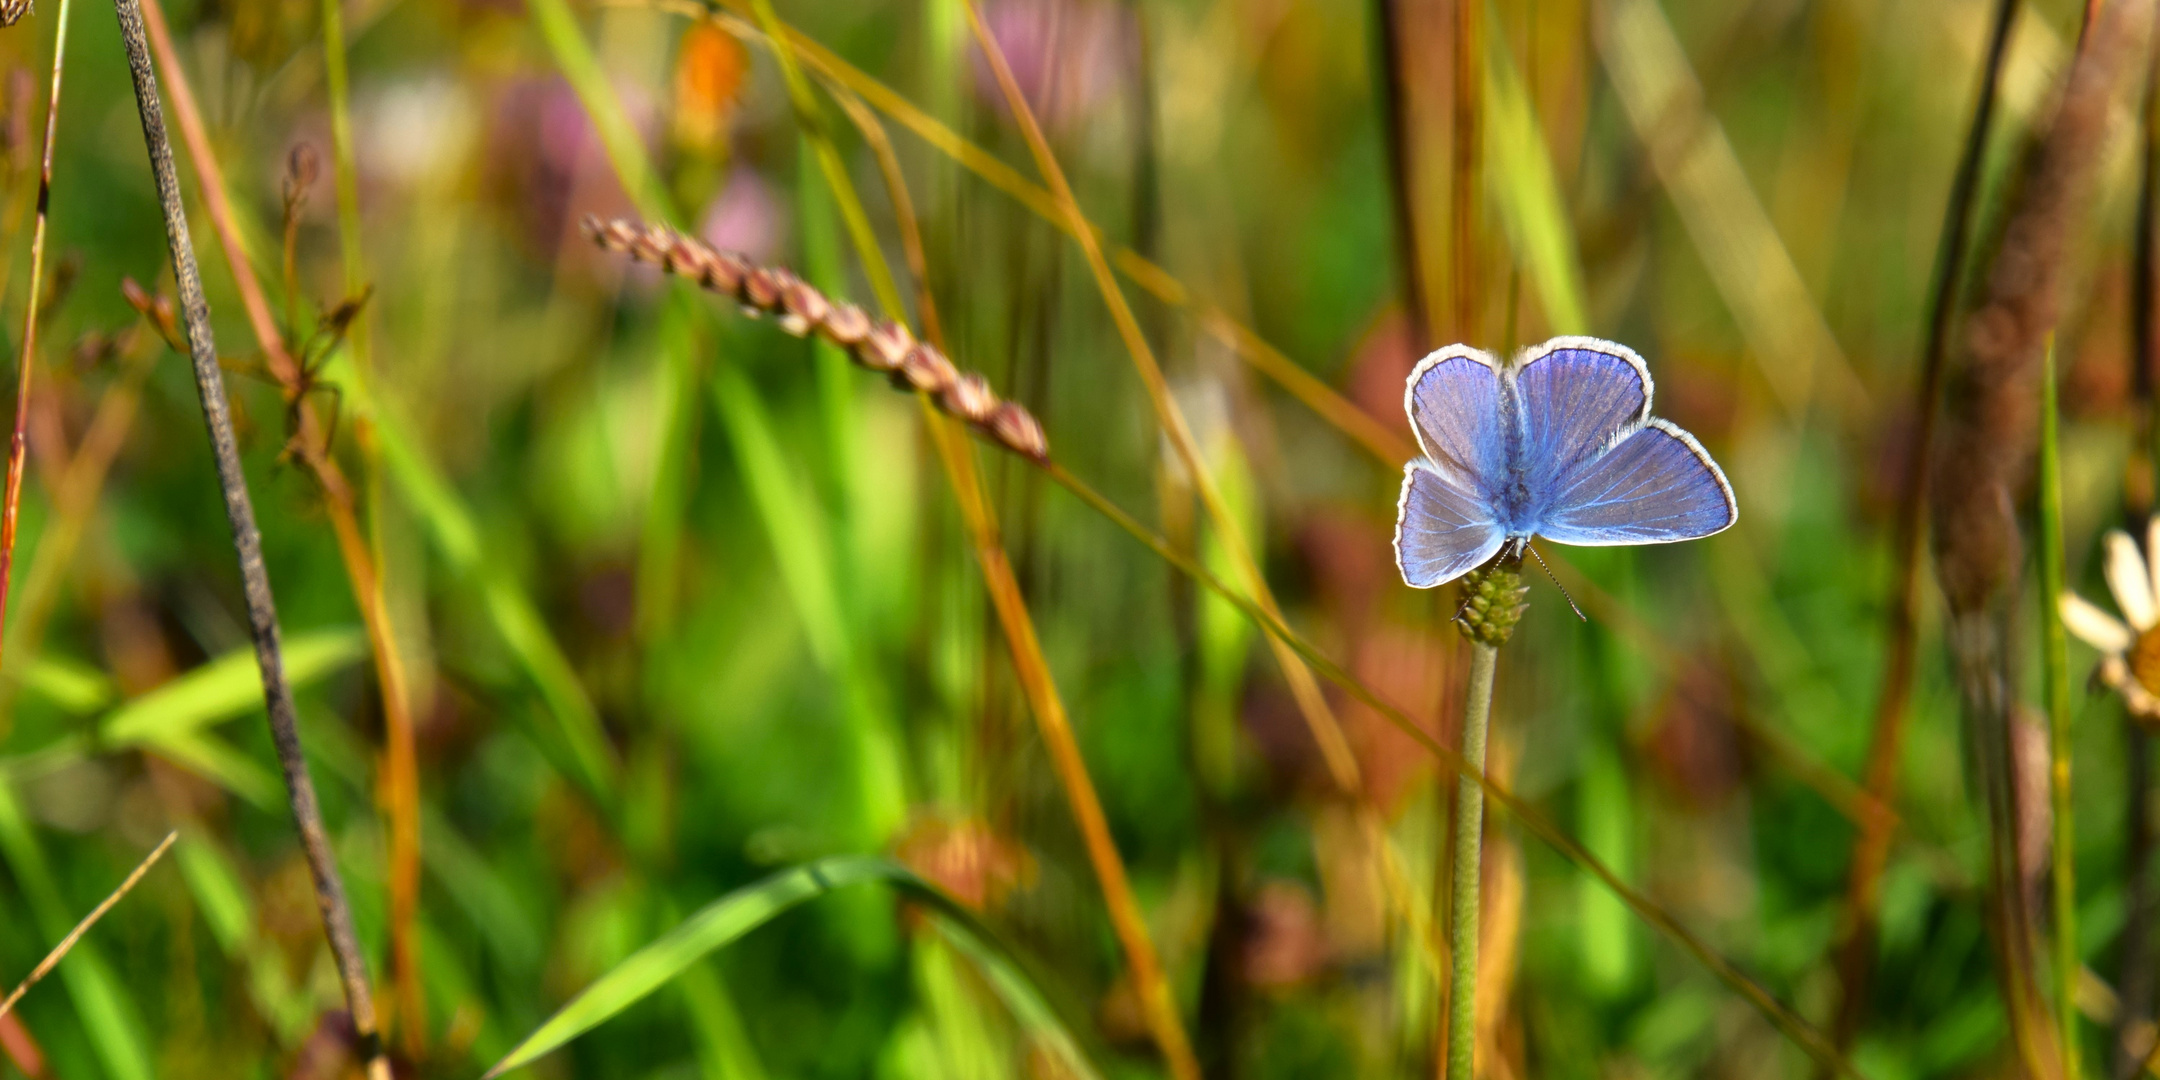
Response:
[[108, 4, 389, 1079], [1829, 0, 2020, 1054]]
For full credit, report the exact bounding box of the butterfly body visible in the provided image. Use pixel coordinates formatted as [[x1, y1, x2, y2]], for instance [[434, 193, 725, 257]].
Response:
[[1394, 336, 1737, 588]]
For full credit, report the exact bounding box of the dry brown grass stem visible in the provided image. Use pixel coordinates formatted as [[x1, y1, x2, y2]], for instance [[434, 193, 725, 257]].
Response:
[[0, 830, 175, 1024], [133, 0, 426, 1052], [1829, 0, 2020, 1053], [4, 296, 161, 670], [0, 0, 70, 714], [1928, 0, 2154, 1072], [1375, 0, 1431, 350], [1450, 0, 1480, 343]]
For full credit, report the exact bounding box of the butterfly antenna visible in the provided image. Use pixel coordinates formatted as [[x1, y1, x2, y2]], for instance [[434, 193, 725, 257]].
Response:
[[1526, 543, 1587, 622]]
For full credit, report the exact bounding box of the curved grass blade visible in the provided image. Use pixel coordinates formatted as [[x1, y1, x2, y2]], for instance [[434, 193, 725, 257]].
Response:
[[484, 857, 1101, 1080], [101, 628, 364, 744], [0, 629, 365, 786]]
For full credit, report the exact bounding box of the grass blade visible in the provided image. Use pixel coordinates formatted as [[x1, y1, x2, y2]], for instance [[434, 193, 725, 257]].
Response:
[[2041, 338, 2080, 1078], [484, 857, 1101, 1080], [1481, 1, 1587, 334], [101, 628, 365, 745]]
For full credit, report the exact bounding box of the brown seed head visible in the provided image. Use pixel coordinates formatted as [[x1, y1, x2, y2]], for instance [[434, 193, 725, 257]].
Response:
[[628, 227, 670, 265], [702, 251, 748, 295], [660, 233, 708, 278], [821, 302, 872, 347], [941, 372, 998, 424], [900, 343, 957, 393], [741, 266, 783, 310], [861, 320, 914, 372], [778, 279, 832, 337], [989, 401, 1049, 462]]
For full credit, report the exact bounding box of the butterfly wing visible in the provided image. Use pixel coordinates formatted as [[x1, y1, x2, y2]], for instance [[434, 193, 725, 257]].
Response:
[[1509, 337, 1652, 501], [1535, 419, 1737, 545], [1396, 347, 1507, 587], [1395, 464, 1507, 587]]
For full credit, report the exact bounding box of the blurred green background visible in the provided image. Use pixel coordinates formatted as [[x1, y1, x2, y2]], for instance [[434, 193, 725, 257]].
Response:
[[0, 0, 2151, 1077]]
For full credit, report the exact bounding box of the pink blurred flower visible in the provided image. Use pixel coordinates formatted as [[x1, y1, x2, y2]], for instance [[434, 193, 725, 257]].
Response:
[[699, 170, 784, 264], [971, 0, 1132, 133]]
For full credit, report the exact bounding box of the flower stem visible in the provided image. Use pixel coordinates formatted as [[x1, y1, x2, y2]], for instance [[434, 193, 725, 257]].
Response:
[[1449, 640, 1499, 1078]]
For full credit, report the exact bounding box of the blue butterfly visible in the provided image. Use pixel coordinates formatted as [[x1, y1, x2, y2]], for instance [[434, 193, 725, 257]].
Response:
[[1393, 336, 1737, 589]]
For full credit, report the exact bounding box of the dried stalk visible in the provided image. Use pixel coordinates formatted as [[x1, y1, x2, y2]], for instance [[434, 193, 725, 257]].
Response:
[[0, 832, 174, 1023], [1829, 0, 2020, 1052], [0, 0, 69, 692], [109, 3, 389, 1077], [1929, 2, 2153, 1073]]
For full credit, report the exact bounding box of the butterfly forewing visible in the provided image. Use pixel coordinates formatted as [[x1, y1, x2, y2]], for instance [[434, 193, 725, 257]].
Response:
[[1405, 347, 1506, 496], [1508, 339, 1652, 499]]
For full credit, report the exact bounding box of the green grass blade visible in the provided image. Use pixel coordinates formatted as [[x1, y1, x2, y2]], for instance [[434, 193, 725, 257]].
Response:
[[710, 360, 906, 838], [1481, 2, 1589, 335], [2039, 337, 2079, 1078], [525, 0, 671, 221], [18, 653, 116, 714], [358, 387, 621, 800], [101, 628, 365, 745], [142, 731, 281, 809], [485, 857, 1100, 1080], [172, 829, 252, 954]]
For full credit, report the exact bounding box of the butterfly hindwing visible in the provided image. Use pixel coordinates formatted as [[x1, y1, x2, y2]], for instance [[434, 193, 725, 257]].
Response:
[[1394, 463, 1506, 588], [1536, 419, 1737, 545]]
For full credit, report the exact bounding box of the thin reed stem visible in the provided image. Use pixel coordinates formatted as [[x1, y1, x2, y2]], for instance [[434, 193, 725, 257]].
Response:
[[1375, 0, 1430, 350], [1449, 642, 1497, 1080], [0, 831, 175, 1023], [0, 0, 72, 693], [316, 0, 424, 1047], [2041, 341, 2080, 1079], [109, 5, 390, 1078], [1831, 0, 2019, 1050], [140, 0, 430, 1045], [1450, 0, 1479, 342]]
